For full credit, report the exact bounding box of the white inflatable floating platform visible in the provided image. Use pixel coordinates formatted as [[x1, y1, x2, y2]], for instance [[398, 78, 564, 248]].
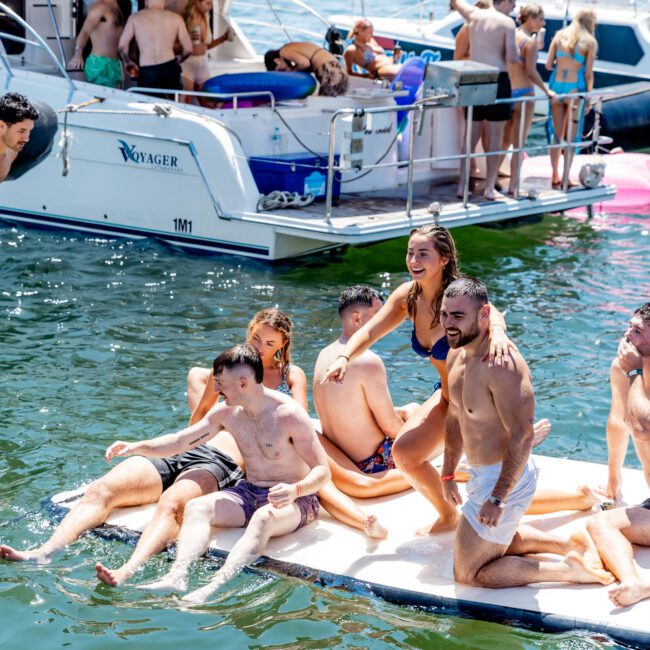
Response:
[[49, 453, 650, 647]]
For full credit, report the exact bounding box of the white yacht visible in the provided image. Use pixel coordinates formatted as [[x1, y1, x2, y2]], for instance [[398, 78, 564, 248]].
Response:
[[331, 0, 650, 89], [0, 0, 614, 260]]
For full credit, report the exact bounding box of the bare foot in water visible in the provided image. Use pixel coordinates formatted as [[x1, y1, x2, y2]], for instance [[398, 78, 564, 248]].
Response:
[[364, 515, 388, 539], [137, 574, 187, 594], [569, 531, 605, 572], [95, 562, 134, 587], [182, 584, 216, 605], [532, 418, 551, 447], [565, 550, 614, 585], [0, 544, 51, 564], [416, 511, 460, 537], [609, 580, 650, 608]]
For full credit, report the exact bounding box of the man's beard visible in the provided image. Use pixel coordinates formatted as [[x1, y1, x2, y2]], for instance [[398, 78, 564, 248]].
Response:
[[446, 324, 480, 349]]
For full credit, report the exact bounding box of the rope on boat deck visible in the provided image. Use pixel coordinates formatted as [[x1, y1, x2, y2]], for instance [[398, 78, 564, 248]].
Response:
[[257, 191, 315, 211]]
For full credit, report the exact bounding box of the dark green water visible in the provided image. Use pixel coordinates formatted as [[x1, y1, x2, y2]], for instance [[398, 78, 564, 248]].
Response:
[[1, 212, 647, 648]]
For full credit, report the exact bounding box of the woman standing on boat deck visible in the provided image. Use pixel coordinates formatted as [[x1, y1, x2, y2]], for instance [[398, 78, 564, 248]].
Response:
[[545, 8, 597, 188], [181, 0, 232, 104], [188, 308, 387, 538], [344, 18, 402, 81], [322, 224, 515, 534], [502, 3, 554, 195]]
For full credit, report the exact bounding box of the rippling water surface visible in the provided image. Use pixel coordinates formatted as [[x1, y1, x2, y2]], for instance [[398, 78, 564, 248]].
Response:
[[1, 210, 648, 649], [2, 0, 649, 645]]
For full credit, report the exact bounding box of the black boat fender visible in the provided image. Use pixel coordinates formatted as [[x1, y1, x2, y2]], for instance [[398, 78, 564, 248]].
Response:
[[6, 99, 58, 181]]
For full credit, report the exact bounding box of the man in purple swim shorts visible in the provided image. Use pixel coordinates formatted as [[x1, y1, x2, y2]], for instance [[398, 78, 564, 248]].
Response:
[[103, 344, 330, 603]]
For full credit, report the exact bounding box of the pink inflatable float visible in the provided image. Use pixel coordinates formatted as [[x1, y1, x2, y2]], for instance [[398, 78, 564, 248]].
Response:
[[520, 152, 650, 213]]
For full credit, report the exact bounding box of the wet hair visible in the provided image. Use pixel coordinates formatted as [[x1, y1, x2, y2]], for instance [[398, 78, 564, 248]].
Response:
[[0, 93, 38, 125], [338, 285, 383, 316], [264, 49, 282, 71], [557, 8, 597, 56], [406, 224, 462, 328], [634, 303, 650, 323], [213, 344, 264, 384], [444, 277, 489, 308], [519, 3, 543, 23], [246, 307, 293, 369]]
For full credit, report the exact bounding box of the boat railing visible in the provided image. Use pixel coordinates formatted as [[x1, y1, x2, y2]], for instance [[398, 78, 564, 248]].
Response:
[[324, 88, 611, 222], [0, 2, 76, 96], [127, 87, 277, 112]]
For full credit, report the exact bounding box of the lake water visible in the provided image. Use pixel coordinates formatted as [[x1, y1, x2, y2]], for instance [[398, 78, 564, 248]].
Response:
[[1, 0, 650, 648]]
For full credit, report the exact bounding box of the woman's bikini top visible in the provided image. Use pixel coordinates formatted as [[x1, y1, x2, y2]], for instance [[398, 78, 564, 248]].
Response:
[[411, 330, 449, 361], [557, 46, 587, 65], [274, 363, 292, 396], [190, 21, 212, 46], [515, 32, 530, 63]]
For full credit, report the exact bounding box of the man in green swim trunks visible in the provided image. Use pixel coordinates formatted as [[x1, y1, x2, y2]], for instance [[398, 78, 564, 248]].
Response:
[[68, 0, 124, 88]]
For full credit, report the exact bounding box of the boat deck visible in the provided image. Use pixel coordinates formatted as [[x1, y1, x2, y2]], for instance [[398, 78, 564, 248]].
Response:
[[51, 453, 650, 647]]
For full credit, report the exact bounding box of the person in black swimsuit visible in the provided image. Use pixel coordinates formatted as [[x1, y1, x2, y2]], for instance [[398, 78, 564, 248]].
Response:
[[264, 41, 348, 97]]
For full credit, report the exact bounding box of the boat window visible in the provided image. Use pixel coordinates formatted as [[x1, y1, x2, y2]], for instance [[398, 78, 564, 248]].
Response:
[[542, 19, 643, 66], [0, 0, 26, 55]]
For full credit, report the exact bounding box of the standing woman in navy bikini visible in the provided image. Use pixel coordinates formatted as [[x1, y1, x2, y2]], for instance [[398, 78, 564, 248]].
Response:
[[322, 224, 516, 534]]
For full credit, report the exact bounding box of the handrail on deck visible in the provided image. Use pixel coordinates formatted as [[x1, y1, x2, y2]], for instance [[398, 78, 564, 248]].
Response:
[[324, 88, 612, 223], [127, 87, 276, 112], [0, 3, 76, 93]]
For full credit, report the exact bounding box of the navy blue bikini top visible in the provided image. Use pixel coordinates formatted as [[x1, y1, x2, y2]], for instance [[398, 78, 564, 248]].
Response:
[[411, 329, 449, 361]]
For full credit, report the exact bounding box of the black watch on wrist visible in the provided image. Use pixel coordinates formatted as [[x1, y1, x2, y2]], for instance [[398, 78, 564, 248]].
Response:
[[487, 495, 506, 509]]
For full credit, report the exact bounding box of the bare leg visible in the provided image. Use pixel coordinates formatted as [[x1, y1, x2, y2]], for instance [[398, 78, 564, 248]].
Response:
[[483, 121, 507, 200], [0, 457, 162, 563], [137, 492, 247, 593], [317, 481, 387, 539], [392, 391, 459, 535], [549, 101, 568, 186], [454, 517, 613, 588], [183, 502, 303, 604], [95, 468, 218, 587], [526, 484, 601, 515], [587, 506, 650, 607], [319, 434, 411, 498], [187, 366, 211, 412], [507, 102, 534, 195]]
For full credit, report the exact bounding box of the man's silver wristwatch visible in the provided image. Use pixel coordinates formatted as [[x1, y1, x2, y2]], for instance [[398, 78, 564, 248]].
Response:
[[487, 495, 506, 508]]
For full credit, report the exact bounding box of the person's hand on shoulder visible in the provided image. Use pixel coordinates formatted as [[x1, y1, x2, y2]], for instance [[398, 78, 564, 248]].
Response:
[[484, 324, 518, 367], [321, 355, 349, 384]]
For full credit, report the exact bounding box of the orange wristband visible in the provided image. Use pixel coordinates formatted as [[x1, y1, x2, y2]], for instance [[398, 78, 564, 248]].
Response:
[[441, 474, 456, 482], [295, 482, 302, 497]]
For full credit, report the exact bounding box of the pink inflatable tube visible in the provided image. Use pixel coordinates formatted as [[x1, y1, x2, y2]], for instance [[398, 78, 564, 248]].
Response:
[[520, 152, 650, 213]]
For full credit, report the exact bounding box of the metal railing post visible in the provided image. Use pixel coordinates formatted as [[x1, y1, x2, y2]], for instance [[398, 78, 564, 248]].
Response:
[[463, 105, 473, 207], [405, 105, 419, 218], [324, 111, 340, 224]]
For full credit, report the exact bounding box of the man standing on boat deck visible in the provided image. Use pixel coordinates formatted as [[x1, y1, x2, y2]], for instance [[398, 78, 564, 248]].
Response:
[[118, 0, 192, 97], [440, 277, 613, 588], [0, 93, 38, 182], [68, 0, 124, 89], [587, 303, 650, 608], [451, 0, 518, 201], [111, 345, 329, 603]]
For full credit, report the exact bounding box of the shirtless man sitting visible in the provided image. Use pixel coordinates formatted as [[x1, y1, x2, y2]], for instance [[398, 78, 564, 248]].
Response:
[[440, 277, 613, 588], [68, 0, 124, 88], [451, 0, 518, 201], [587, 303, 650, 608], [0, 92, 37, 182], [118, 0, 192, 96], [114, 344, 330, 603], [313, 286, 417, 497]]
